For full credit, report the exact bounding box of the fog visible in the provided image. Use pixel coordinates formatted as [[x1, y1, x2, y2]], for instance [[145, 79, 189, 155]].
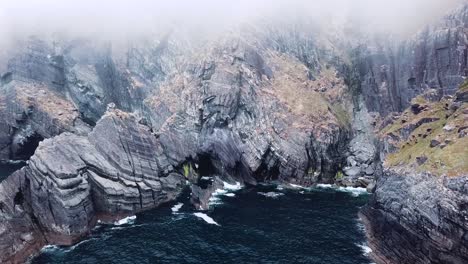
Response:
[[0, 0, 465, 45]]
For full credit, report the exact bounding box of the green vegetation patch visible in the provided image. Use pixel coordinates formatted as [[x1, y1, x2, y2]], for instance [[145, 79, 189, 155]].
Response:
[[383, 86, 468, 176]]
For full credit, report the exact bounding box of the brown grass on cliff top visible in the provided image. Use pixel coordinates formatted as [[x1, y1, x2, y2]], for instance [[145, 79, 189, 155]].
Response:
[[263, 52, 350, 129], [14, 82, 79, 127]]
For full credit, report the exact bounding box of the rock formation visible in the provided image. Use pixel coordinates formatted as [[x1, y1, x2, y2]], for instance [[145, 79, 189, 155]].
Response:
[[358, 8, 468, 260], [0, 3, 467, 264], [0, 21, 357, 263]]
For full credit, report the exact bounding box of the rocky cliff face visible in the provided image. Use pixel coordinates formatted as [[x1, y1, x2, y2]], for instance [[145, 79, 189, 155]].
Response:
[[352, 7, 468, 263], [354, 4, 468, 116], [361, 169, 468, 264], [0, 109, 186, 263], [0, 3, 467, 264], [360, 81, 468, 264], [0, 22, 361, 262]]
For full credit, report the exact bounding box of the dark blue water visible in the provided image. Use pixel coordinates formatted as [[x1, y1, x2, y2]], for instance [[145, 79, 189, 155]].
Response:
[[33, 185, 371, 264], [0, 162, 24, 182]]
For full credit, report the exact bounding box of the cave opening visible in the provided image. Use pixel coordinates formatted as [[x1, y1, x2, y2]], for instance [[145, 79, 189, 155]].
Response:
[[197, 153, 217, 177], [12, 133, 44, 160], [254, 162, 280, 182]]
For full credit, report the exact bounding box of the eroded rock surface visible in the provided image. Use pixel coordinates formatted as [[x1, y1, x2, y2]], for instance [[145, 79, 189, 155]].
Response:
[[0, 3, 467, 264], [0, 110, 186, 263], [361, 169, 468, 264]]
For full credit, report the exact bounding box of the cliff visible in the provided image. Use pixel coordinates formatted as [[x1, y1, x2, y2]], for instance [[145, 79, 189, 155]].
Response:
[[0, 3, 467, 264], [0, 25, 359, 263]]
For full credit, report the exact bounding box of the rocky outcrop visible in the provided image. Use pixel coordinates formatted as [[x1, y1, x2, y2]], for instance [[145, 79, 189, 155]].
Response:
[[0, 3, 466, 264], [0, 29, 356, 262], [361, 169, 468, 264], [0, 80, 90, 161], [0, 109, 186, 263]]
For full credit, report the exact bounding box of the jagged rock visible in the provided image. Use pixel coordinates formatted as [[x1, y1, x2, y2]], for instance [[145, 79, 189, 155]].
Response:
[[366, 180, 376, 193], [0, 80, 91, 161], [357, 177, 371, 187], [190, 177, 224, 210], [0, 109, 186, 263], [364, 165, 375, 175], [455, 87, 468, 102], [347, 156, 358, 167], [0, 33, 354, 262], [416, 156, 428, 165], [0, 4, 466, 264], [410, 103, 424, 114], [361, 169, 468, 264], [430, 139, 441, 148], [343, 166, 361, 177], [443, 124, 455, 132]]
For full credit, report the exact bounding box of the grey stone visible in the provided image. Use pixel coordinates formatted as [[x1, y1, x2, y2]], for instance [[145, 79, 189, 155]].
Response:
[[343, 166, 362, 177]]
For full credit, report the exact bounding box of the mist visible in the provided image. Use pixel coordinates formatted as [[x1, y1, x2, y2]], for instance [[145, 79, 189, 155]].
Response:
[[0, 0, 466, 48]]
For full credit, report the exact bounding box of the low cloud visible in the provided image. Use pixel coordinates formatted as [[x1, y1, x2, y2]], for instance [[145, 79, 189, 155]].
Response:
[[0, 0, 465, 48]]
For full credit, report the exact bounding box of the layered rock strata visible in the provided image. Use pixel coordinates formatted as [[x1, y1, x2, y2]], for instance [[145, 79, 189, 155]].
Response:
[[361, 169, 468, 264], [0, 110, 186, 263]]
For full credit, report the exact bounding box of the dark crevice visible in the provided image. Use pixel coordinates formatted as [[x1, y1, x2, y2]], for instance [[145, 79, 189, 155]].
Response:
[[79, 111, 97, 127], [253, 148, 280, 182], [10, 133, 44, 161], [13, 190, 24, 206]]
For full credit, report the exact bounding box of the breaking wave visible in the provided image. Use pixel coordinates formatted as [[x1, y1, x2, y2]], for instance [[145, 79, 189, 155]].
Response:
[[171, 203, 184, 213], [193, 212, 220, 226], [258, 192, 284, 198], [114, 215, 136, 226], [337, 186, 368, 197]]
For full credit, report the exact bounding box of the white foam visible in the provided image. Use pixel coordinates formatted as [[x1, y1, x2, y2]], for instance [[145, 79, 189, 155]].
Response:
[[193, 212, 220, 226], [357, 243, 373, 256], [316, 183, 333, 189], [258, 192, 284, 198], [276, 185, 284, 190], [208, 195, 222, 205], [213, 188, 228, 195], [338, 186, 368, 197], [171, 203, 183, 213], [41, 238, 96, 253], [67, 237, 96, 250], [223, 181, 242, 191], [289, 183, 305, 189], [41, 245, 60, 253], [201, 176, 212, 180], [114, 215, 136, 226], [207, 181, 243, 207]]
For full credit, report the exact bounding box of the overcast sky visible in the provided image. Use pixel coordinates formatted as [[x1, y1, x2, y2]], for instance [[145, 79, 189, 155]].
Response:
[[0, 0, 465, 42]]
